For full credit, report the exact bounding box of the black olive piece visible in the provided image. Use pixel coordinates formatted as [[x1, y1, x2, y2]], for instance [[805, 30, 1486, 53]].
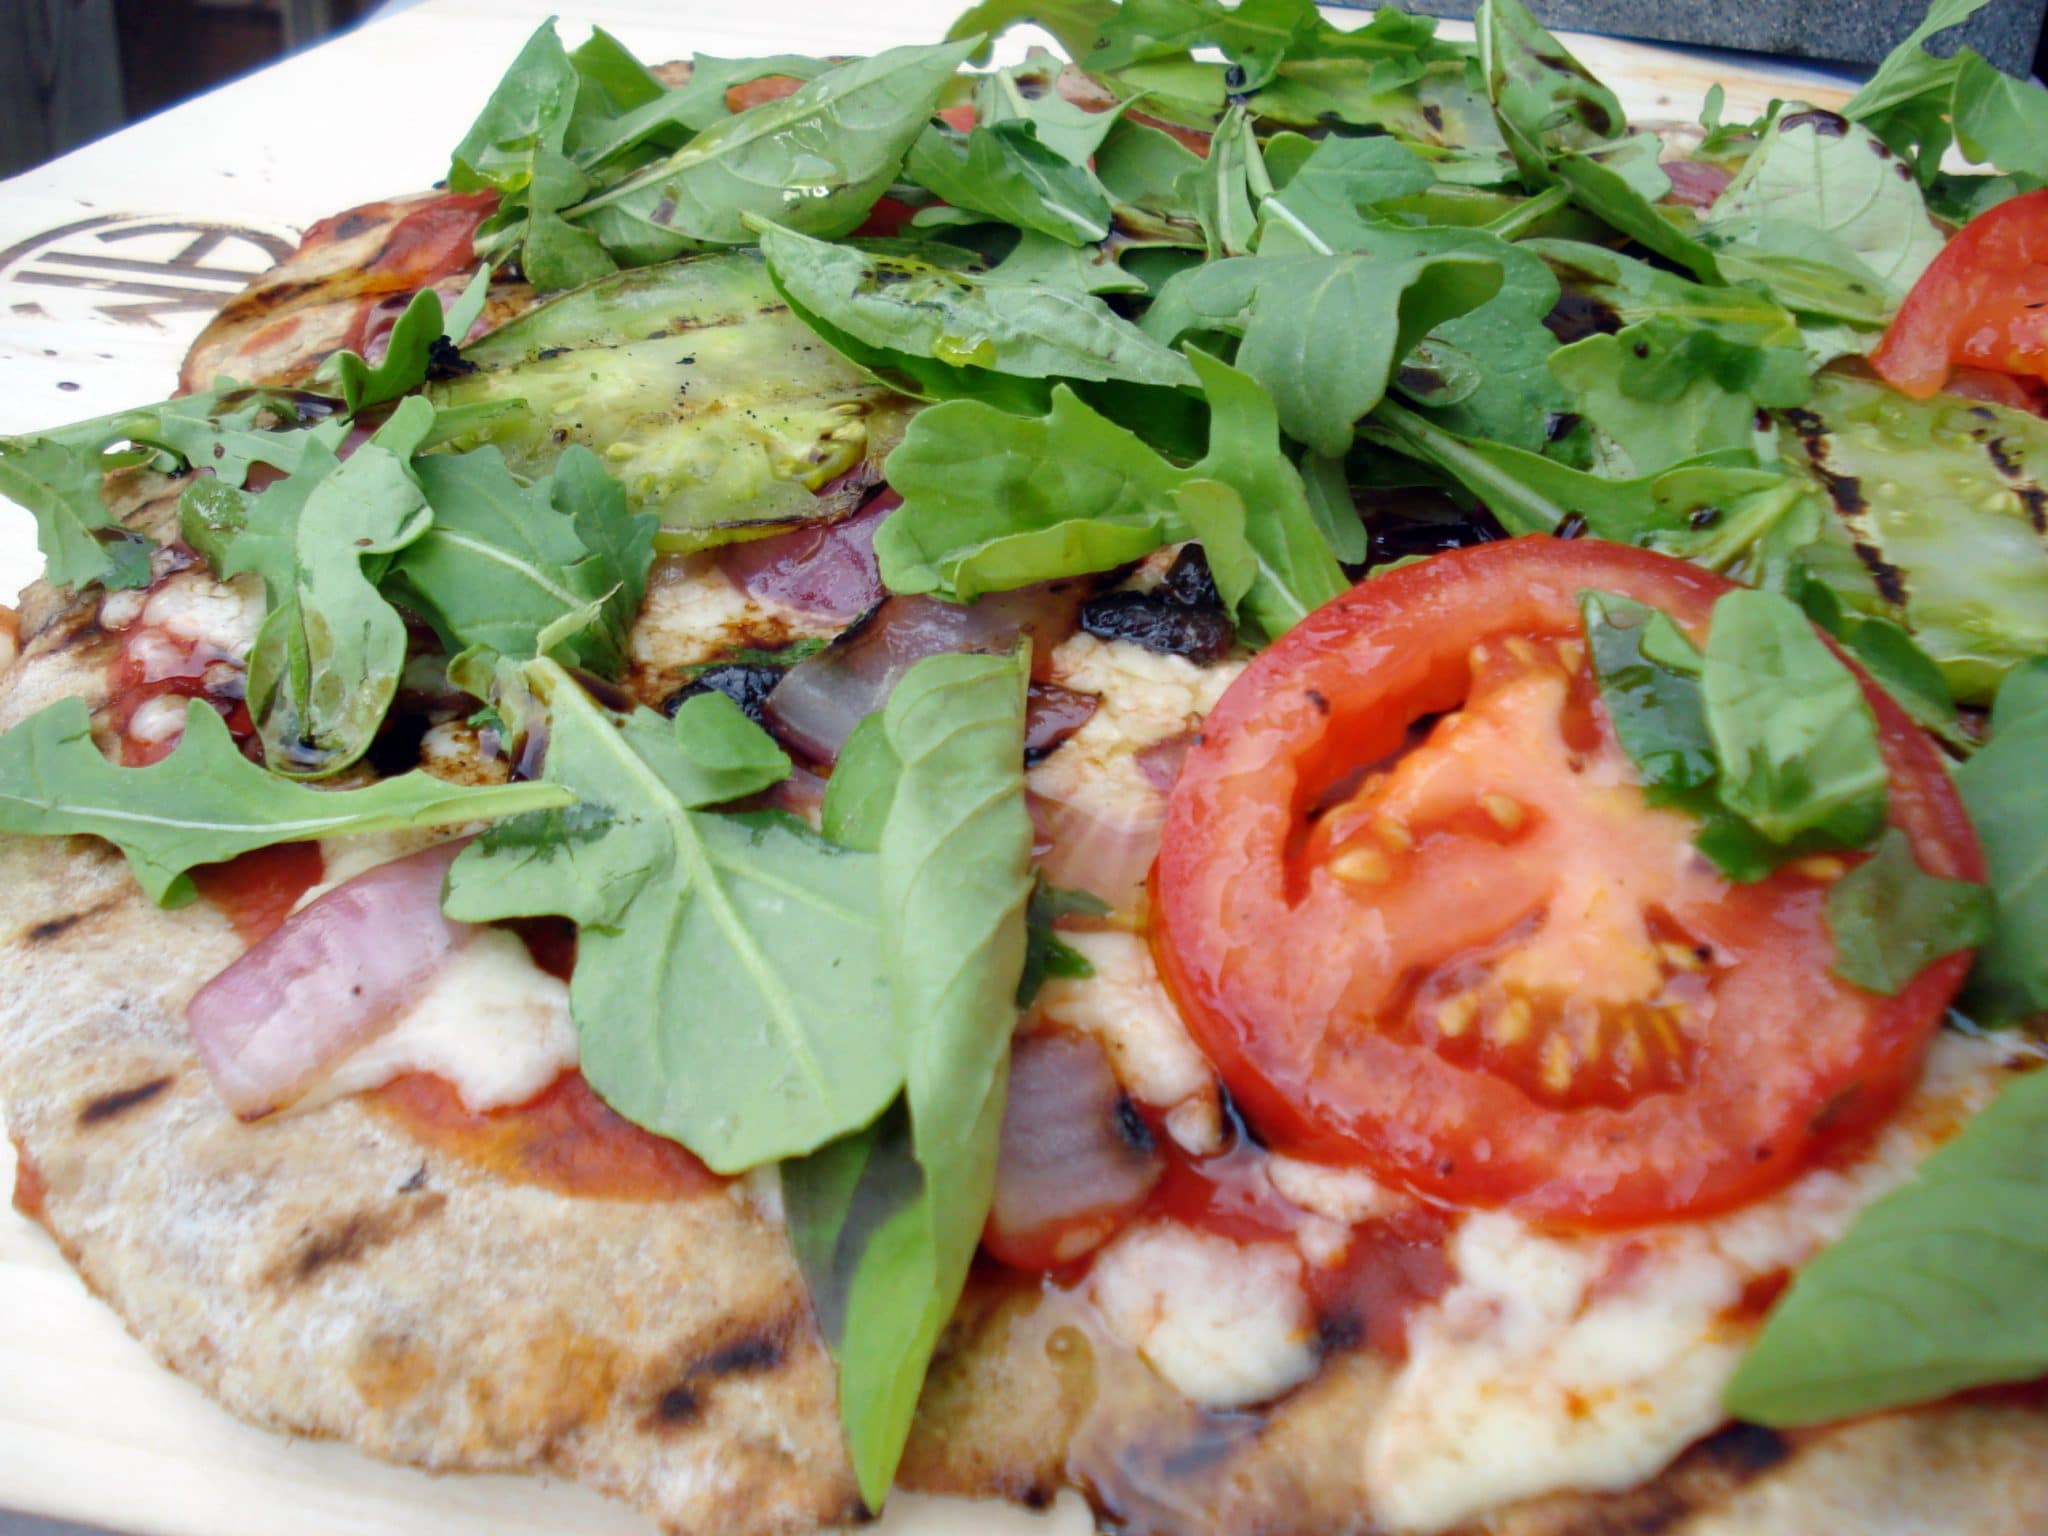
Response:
[[1078, 590, 1235, 665], [1160, 543, 1225, 610], [662, 663, 786, 726]]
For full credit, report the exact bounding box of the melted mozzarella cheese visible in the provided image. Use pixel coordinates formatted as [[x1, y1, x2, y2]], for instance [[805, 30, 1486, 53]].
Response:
[[138, 571, 264, 655], [1091, 1222, 1319, 1408], [628, 555, 836, 674], [302, 928, 577, 1114], [1031, 930, 1222, 1154], [1363, 1030, 2021, 1533]]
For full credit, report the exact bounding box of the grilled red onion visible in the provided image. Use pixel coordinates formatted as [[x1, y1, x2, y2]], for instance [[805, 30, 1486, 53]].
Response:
[[723, 485, 895, 620], [1661, 158, 1733, 209], [186, 842, 474, 1119], [984, 1030, 1163, 1271], [763, 583, 1086, 765]]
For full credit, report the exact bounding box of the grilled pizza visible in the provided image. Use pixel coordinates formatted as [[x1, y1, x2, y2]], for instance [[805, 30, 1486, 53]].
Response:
[[6, 2, 2048, 1535]]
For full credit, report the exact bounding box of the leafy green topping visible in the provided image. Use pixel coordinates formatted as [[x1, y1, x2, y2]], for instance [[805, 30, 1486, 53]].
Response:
[[784, 648, 1033, 1512], [1, 388, 344, 591], [1726, 1065, 2048, 1424], [445, 660, 899, 1173], [878, 345, 1342, 636], [906, 119, 1115, 246], [1702, 587, 1888, 848], [391, 444, 656, 676], [1825, 829, 1992, 995], [1579, 591, 1716, 797], [572, 42, 979, 259], [0, 698, 566, 905], [1957, 659, 2048, 1022], [1142, 247, 1503, 456], [756, 219, 1197, 405], [331, 267, 492, 415]]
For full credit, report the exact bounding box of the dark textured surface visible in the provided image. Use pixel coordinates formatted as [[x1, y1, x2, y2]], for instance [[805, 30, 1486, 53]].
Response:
[[1325, 0, 2047, 73]]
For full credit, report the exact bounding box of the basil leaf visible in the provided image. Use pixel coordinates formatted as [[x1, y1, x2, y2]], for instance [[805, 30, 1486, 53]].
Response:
[[1019, 875, 1105, 1006], [756, 219, 1198, 400], [1958, 658, 2048, 1022], [785, 649, 1033, 1512], [1825, 828, 1993, 995], [904, 119, 1114, 245], [570, 41, 977, 256], [1581, 591, 1716, 798], [0, 697, 567, 906], [390, 444, 655, 677], [1726, 1066, 2048, 1425], [237, 399, 437, 778], [1701, 588, 1888, 849], [445, 660, 898, 1172], [1144, 248, 1503, 457]]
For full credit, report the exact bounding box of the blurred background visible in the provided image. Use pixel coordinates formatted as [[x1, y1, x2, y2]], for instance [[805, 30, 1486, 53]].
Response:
[[3, 0, 2045, 179]]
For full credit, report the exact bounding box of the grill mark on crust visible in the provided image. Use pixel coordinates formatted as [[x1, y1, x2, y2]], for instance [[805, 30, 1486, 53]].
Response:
[[19, 897, 121, 945], [641, 1315, 796, 1436], [78, 1075, 172, 1125], [266, 1192, 449, 1288], [1506, 1424, 1792, 1535]]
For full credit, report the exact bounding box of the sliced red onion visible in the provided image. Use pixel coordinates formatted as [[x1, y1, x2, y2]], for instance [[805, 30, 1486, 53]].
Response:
[[186, 841, 474, 1119], [1030, 791, 1164, 915], [763, 582, 1086, 765], [1661, 158, 1733, 209], [1134, 730, 1196, 793], [722, 487, 895, 620], [984, 1030, 1163, 1271]]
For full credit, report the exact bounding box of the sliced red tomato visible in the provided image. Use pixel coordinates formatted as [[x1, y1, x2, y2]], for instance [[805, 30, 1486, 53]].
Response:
[[1872, 188, 2048, 400], [1152, 538, 1983, 1228]]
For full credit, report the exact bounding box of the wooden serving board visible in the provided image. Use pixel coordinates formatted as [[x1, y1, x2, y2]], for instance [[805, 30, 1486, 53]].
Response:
[[0, 6, 1850, 1533]]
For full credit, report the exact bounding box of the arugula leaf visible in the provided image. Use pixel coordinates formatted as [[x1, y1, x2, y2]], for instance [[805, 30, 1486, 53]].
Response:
[[945, 0, 1116, 63], [756, 220, 1198, 403], [1096, 116, 1206, 223], [1701, 588, 1888, 849], [1842, 0, 1992, 183], [1143, 248, 1503, 457], [1476, 0, 1718, 280], [784, 649, 1033, 1512], [973, 57, 1128, 165], [1184, 104, 1265, 260], [1257, 133, 1436, 251], [880, 347, 1342, 634], [1580, 591, 1716, 798], [1704, 112, 1944, 315], [331, 267, 493, 416], [1726, 1065, 2048, 1425], [0, 697, 566, 906], [1549, 313, 1807, 476], [573, 55, 832, 169], [225, 399, 434, 778], [1950, 50, 2048, 182], [1085, 0, 1322, 91], [0, 389, 342, 592], [390, 445, 655, 677], [905, 119, 1114, 245], [445, 660, 899, 1172], [570, 41, 977, 258], [982, 230, 1148, 294], [1957, 659, 2048, 1022], [1825, 828, 1993, 995]]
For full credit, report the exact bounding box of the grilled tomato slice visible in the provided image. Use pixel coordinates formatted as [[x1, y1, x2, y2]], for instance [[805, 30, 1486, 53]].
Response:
[[1152, 539, 1981, 1227]]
